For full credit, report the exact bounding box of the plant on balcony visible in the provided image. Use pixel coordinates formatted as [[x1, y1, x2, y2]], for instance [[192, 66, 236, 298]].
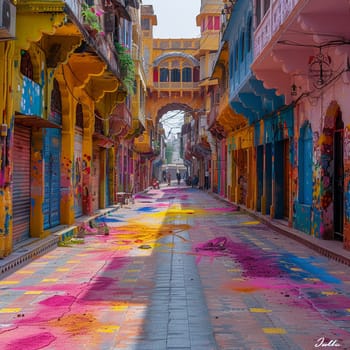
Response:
[[82, 3, 103, 35], [115, 41, 135, 95]]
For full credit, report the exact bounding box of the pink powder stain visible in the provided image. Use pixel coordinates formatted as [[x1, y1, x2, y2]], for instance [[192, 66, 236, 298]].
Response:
[[5, 332, 56, 350], [39, 295, 76, 307]]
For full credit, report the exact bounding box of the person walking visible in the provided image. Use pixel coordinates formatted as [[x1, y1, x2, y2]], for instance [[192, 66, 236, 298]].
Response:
[[204, 170, 209, 190], [176, 171, 181, 185], [167, 172, 171, 186]]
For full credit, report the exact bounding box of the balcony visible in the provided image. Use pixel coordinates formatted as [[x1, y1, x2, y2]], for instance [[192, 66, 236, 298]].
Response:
[[254, 0, 298, 59], [153, 82, 200, 91]]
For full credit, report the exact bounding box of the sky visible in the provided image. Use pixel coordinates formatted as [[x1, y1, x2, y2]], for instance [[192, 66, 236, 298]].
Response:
[[142, 0, 201, 39]]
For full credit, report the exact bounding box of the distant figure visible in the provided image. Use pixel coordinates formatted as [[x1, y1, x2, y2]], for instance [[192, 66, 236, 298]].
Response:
[[204, 170, 209, 190], [162, 170, 167, 183], [176, 171, 181, 185], [167, 172, 171, 186]]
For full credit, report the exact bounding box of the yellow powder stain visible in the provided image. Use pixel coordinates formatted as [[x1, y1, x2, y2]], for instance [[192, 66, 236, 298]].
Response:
[[227, 269, 241, 272], [96, 325, 120, 333], [127, 269, 141, 273], [56, 268, 70, 272], [0, 308, 22, 313], [77, 254, 88, 257], [290, 268, 303, 272], [232, 278, 245, 281], [346, 309, 350, 312], [66, 260, 80, 264], [0, 281, 19, 285], [111, 304, 128, 311], [41, 278, 58, 282], [24, 291, 43, 295], [250, 308, 272, 313], [242, 221, 260, 225], [321, 291, 338, 296], [263, 328, 286, 334]]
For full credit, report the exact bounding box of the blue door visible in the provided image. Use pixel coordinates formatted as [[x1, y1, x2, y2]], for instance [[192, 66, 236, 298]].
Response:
[[43, 128, 61, 229]]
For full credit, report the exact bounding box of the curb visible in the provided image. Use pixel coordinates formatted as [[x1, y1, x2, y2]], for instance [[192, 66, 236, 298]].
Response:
[[0, 205, 120, 278], [208, 191, 350, 267]]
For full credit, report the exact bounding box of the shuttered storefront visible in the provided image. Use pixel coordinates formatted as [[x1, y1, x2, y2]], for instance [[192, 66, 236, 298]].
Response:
[[13, 125, 31, 245], [92, 146, 100, 212], [43, 128, 61, 229], [74, 130, 83, 217]]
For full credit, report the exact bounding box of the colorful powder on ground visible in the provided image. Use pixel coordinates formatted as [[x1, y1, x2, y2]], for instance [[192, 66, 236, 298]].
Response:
[[5, 332, 57, 350]]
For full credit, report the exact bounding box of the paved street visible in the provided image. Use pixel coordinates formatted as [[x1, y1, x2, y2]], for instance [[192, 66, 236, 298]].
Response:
[[1, 185, 350, 350]]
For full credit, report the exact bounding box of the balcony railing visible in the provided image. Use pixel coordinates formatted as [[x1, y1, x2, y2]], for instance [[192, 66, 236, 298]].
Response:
[[254, 0, 298, 59], [153, 82, 200, 90]]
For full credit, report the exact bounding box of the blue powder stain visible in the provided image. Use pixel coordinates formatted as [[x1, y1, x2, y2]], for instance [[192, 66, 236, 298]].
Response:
[[136, 207, 158, 213], [95, 217, 123, 223], [281, 254, 342, 284]]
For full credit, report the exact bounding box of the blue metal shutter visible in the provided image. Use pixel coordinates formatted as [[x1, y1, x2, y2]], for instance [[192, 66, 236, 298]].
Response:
[[43, 128, 61, 229], [13, 125, 31, 245]]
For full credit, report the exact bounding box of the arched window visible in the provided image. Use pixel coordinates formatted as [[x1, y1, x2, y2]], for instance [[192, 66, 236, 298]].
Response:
[[298, 121, 313, 205], [182, 67, 192, 82], [160, 68, 169, 82], [171, 68, 181, 82]]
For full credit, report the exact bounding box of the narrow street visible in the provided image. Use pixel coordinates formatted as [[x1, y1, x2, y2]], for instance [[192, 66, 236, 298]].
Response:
[[1, 184, 350, 350]]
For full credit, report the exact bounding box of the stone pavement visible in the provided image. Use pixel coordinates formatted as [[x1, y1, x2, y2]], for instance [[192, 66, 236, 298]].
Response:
[[0, 185, 350, 349]]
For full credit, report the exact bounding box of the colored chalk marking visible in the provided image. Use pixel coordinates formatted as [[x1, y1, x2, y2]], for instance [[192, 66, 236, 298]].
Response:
[[290, 267, 303, 271], [263, 328, 286, 334], [127, 269, 141, 272], [250, 308, 272, 313], [232, 278, 245, 281], [242, 221, 260, 225], [96, 325, 120, 333], [24, 291, 43, 295], [122, 279, 137, 283], [41, 278, 59, 282], [0, 281, 19, 285], [77, 254, 88, 257], [66, 260, 80, 263], [0, 308, 22, 313], [227, 268, 241, 272], [56, 268, 70, 272]]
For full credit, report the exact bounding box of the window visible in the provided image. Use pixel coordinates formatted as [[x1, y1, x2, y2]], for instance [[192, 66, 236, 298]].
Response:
[[208, 16, 213, 30], [182, 67, 192, 82], [256, 0, 261, 26], [201, 19, 205, 33], [214, 16, 220, 30], [160, 68, 169, 82], [298, 122, 313, 205], [241, 33, 245, 61], [153, 67, 159, 82], [171, 68, 180, 82], [193, 67, 200, 82], [247, 17, 252, 52], [235, 43, 238, 71], [20, 50, 34, 80], [141, 18, 150, 30]]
